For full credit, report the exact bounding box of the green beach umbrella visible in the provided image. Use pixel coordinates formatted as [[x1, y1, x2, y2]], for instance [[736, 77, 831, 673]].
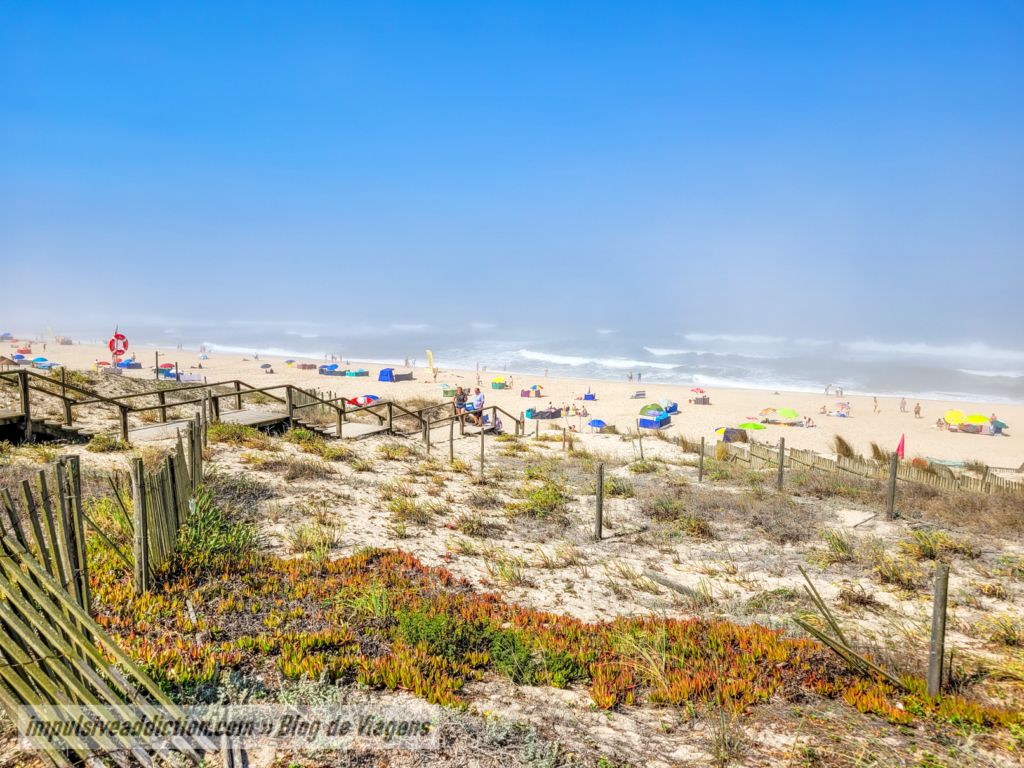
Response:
[[738, 422, 766, 430], [639, 403, 665, 415], [776, 408, 800, 419], [993, 420, 1008, 429]]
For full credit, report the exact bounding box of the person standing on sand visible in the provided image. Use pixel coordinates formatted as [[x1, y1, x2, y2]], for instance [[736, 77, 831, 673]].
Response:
[[900, 398, 906, 413], [544, 368, 548, 377], [915, 403, 922, 419], [628, 373, 632, 383], [873, 397, 878, 413], [824, 384, 831, 396], [637, 372, 642, 383], [471, 388, 485, 426]]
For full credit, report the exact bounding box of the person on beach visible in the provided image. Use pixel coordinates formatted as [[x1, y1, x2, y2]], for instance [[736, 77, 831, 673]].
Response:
[[914, 403, 922, 418], [637, 372, 642, 383], [900, 398, 907, 413], [873, 397, 878, 413], [580, 405, 589, 417], [471, 388, 485, 426], [819, 405, 826, 414], [837, 387, 843, 397], [824, 384, 831, 395], [544, 368, 549, 377], [628, 373, 633, 382], [936, 417, 945, 430], [453, 387, 467, 415]]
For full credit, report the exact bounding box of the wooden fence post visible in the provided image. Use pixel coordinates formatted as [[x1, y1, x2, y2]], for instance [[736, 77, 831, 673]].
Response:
[[928, 563, 950, 697], [480, 427, 485, 481], [158, 390, 167, 423], [234, 381, 242, 410], [449, 420, 454, 462], [63, 455, 89, 612], [387, 402, 393, 432], [131, 458, 150, 594], [519, 411, 524, 436], [285, 386, 294, 427], [18, 370, 31, 443], [594, 463, 604, 541], [425, 414, 431, 454], [119, 405, 130, 443], [636, 421, 644, 461], [777, 437, 785, 491], [699, 437, 705, 482], [886, 452, 899, 520], [562, 428, 566, 452], [211, 392, 220, 422]]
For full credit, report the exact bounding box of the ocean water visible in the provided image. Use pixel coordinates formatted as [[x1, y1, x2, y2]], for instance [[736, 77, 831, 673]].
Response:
[[61, 324, 1024, 404]]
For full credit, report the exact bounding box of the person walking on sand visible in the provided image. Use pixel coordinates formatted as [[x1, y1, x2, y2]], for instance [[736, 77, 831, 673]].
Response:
[[628, 373, 633, 383], [544, 368, 549, 377], [824, 384, 831, 396], [873, 397, 878, 413], [900, 398, 906, 413], [915, 403, 922, 419]]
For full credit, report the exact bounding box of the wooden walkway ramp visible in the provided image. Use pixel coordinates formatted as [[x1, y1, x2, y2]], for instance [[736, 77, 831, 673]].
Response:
[[130, 409, 289, 441]]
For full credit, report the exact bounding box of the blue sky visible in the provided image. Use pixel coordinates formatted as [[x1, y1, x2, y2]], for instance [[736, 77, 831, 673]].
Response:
[[2, 1, 1022, 347]]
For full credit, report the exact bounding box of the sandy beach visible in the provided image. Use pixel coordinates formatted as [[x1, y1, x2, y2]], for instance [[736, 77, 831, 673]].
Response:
[[12, 339, 1021, 467]]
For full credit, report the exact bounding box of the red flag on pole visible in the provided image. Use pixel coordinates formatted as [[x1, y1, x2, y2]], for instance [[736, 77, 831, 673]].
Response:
[[896, 434, 905, 459]]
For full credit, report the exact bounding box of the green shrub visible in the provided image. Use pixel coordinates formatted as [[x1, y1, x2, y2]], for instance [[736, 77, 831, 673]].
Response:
[[178, 487, 258, 556], [208, 422, 270, 449], [86, 434, 130, 453]]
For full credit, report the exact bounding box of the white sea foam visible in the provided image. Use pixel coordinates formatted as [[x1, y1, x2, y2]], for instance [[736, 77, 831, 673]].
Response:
[[843, 341, 1024, 362], [958, 369, 1024, 379], [684, 333, 787, 344], [643, 347, 775, 360], [516, 349, 677, 370]]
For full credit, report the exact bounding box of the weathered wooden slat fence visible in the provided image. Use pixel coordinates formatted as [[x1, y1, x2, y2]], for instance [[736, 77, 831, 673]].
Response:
[[0, 439, 206, 765], [715, 440, 1023, 495]]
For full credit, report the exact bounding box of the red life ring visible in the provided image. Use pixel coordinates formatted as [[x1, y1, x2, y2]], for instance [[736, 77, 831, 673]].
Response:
[[109, 333, 129, 358]]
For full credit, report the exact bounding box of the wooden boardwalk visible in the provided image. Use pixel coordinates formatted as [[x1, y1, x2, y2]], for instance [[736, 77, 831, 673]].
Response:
[[320, 421, 391, 439], [130, 409, 289, 441], [0, 410, 21, 426]]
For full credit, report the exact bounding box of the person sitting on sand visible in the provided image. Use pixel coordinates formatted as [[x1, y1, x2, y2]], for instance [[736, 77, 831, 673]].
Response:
[[819, 405, 826, 414], [935, 418, 945, 430], [580, 405, 589, 417], [805, 417, 816, 428]]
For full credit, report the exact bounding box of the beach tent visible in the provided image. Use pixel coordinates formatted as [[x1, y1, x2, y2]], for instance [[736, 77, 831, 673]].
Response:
[[717, 427, 746, 443], [379, 368, 396, 382], [199, 354, 208, 360], [526, 407, 562, 420], [639, 403, 664, 415], [658, 398, 673, 408], [639, 412, 671, 429]]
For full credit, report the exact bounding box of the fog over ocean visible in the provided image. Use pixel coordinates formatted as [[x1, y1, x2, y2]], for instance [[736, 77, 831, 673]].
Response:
[[38, 322, 1024, 405]]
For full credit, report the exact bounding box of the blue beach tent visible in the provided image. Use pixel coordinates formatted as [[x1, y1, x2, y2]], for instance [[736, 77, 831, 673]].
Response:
[[378, 368, 396, 382]]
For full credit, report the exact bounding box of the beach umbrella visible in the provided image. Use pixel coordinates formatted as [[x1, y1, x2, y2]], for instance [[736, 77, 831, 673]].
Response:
[[658, 398, 673, 407], [639, 403, 664, 414], [738, 422, 766, 430], [285, 359, 295, 364], [198, 354, 208, 360], [260, 363, 271, 369], [944, 410, 966, 425], [777, 408, 800, 419], [993, 420, 1008, 429], [319, 365, 329, 369], [588, 419, 606, 429], [437, 383, 450, 389], [691, 387, 705, 393], [160, 363, 175, 369], [759, 408, 776, 416], [12, 354, 23, 360], [492, 377, 504, 383], [32, 357, 47, 362], [715, 427, 727, 434], [327, 364, 338, 370], [530, 384, 543, 390], [964, 414, 989, 424]]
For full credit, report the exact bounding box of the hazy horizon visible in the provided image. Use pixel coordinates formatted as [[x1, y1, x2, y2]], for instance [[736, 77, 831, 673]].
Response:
[[3, 2, 1023, 386]]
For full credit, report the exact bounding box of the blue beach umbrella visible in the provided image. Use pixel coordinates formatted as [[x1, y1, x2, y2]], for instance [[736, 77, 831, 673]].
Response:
[[12, 355, 24, 360], [588, 419, 606, 429], [32, 357, 47, 362]]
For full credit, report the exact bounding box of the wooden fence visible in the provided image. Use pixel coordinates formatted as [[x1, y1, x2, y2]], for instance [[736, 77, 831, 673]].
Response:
[[0, 439, 205, 765], [716, 440, 1024, 495]]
